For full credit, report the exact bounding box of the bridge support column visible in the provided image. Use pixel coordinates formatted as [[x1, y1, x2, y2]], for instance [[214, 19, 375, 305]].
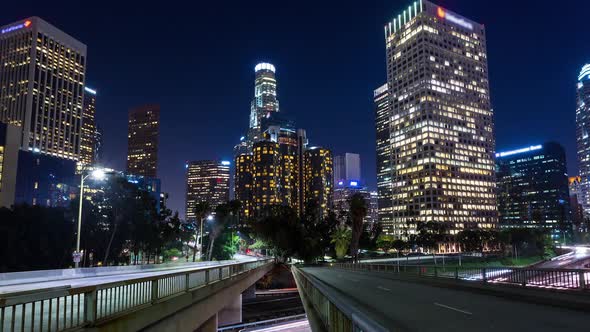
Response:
[[195, 314, 217, 332], [218, 294, 242, 326], [242, 284, 256, 300]]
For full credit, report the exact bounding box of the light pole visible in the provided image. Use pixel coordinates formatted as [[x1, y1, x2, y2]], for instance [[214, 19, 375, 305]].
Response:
[[74, 168, 107, 268], [200, 215, 213, 260]]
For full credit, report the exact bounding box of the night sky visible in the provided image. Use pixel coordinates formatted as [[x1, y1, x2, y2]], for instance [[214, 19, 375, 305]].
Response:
[[3, 0, 590, 218]]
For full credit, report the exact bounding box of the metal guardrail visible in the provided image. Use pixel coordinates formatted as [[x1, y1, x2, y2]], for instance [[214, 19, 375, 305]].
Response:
[[292, 266, 386, 332], [0, 259, 273, 332], [332, 263, 590, 291]]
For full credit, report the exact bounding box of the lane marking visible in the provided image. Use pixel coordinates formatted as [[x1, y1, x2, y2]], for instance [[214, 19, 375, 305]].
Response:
[[377, 286, 391, 291], [433, 302, 472, 315]]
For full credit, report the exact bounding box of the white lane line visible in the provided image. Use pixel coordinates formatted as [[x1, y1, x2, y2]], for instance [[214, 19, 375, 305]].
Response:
[[433, 302, 472, 315], [377, 286, 391, 291]]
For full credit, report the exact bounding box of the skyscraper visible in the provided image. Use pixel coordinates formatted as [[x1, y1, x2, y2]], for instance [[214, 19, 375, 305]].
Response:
[[0, 17, 87, 160], [185, 160, 230, 221], [80, 87, 97, 166], [235, 63, 280, 156], [304, 147, 333, 218], [252, 140, 281, 213], [127, 104, 160, 178], [576, 64, 590, 218], [334, 153, 361, 184], [374, 83, 393, 228], [496, 143, 570, 231], [234, 154, 254, 219], [381, 1, 497, 237]]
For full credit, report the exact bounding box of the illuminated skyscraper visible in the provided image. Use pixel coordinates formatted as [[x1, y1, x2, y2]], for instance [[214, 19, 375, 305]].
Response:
[[304, 147, 333, 218], [235, 63, 280, 156], [576, 64, 590, 218], [127, 104, 160, 178], [334, 153, 361, 184], [185, 160, 230, 221], [374, 83, 393, 227], [252, 141, 281, 213], [0, 17, 86, 160], [80, 87, 97, 166], [265, 121, 299, 210], [496, 143, 570, 231], [234, 154, 254, 219], [382, 1, 497, 237]]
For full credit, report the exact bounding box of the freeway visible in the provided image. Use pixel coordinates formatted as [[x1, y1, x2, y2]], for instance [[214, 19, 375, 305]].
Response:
[[0, 254, 258, 295], [301, 266, 589, 331], [536, 246, 590, 269]]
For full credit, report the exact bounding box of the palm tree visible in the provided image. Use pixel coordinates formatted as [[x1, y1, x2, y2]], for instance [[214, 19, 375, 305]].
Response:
[[349, 193, 367, 262], [331, 225, 352, 259], [193, 202, 211, 262]]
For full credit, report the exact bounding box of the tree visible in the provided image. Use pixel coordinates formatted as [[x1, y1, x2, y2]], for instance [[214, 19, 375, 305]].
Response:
[[376, 234, 394, 253], [349, 193, 368, 262], [331, 225, 352, 259], [192, 202, 211, 262], [0, 205, 75, 272]]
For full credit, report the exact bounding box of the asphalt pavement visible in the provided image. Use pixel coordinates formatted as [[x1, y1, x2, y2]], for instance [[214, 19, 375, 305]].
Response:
[[0, 254, 258, 295], [302, 266, 589, 332]]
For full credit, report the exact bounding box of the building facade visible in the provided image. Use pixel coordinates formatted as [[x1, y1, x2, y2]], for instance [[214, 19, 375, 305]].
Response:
[[185, 160, 230, 221], [334, 153, 361, 184], [496, 143, 570, 230], [381, 0, 497, 237], [303, 147, 333, 218], [0, 17, 87, 160], [333, 180, 373, 223], [0, 123, 21, 207], [127, 104, 160, 178], [568, 176, 585, 232], [80, 87, 97, 166], [234, 154, 254, 219], [252, 141, 281, 214], [576, 64, 590, 218], [374, 83, 393, 227]]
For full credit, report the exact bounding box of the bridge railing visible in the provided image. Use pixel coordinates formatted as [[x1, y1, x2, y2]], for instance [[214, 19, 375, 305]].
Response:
[[0, 259, 273, 332], [292, 265, 386, 332], [332, 263, 590, 291]]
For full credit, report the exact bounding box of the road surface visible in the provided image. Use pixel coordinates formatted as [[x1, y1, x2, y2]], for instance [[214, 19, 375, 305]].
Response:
[[536, 246, 590, 269], [0, 254, 258, 295], [301, 266, 588, 331]]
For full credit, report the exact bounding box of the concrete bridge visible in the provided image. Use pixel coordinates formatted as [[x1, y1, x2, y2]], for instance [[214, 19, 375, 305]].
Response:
[[0, 256, 273, 331]]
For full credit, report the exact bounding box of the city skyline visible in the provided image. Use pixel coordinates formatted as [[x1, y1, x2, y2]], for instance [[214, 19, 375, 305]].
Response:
[[2, 1, 589, 217]]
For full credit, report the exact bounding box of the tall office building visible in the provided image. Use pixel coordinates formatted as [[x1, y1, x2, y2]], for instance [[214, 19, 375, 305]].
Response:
[[296, 129, 309, 215], [374, 84, 393, 227], [234, 154, 254, 219], [265, 122, 299, 210], [252, 141, 281, 213], [333, 180, 372, 222], [127, 104, 160, 178], [235, 63, 280, 156], [80, 87, 97, 166], [185, 160, 230, 221], [0, 17, 87, 160], [496, 143, 570, 231], [334, 153, 361, 184], [381, 1, 497, 237], [568, 176, 585, 232], [303, 147, 333, 218], [576, 64, 590, 218]]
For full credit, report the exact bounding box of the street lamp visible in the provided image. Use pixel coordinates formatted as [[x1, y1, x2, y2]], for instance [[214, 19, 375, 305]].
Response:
[[74, 167, 109, 268], [200, 214, 214, 259]]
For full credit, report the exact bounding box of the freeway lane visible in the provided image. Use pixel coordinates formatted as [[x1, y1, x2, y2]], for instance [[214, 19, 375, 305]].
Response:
[[0, 254, 258, 295], [301, 267, 589, 332]]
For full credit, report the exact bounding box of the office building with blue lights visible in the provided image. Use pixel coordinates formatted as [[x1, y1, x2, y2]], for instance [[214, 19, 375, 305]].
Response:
[[496, 142, 570, 231]]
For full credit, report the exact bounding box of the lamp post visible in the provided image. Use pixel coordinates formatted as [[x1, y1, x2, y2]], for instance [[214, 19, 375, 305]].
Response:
[[74, 168, 107, 268], [200, 215, 213, 260]]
